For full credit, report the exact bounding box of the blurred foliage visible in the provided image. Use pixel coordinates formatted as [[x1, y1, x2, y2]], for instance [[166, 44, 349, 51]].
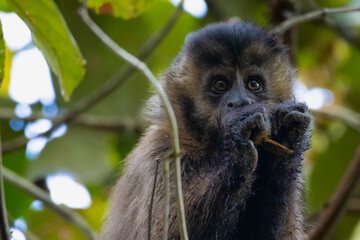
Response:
[[0, 46, 13, 96], [27, 127, 116, 185], [0, 0, 359, 239], [6, 0, 86, 100], [0, 20, 4, 85], [0, 46, 14, 96], [0, 1, 11, 12], [3, 149, 31, 219]]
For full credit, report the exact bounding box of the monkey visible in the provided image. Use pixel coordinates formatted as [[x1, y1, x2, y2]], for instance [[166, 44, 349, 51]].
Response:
[[99, 21, 312, 240]]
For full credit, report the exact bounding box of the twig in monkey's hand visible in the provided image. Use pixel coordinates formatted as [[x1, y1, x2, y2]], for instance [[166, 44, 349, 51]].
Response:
[[232, 103, 294, 156], [262, 138, 294, 156]]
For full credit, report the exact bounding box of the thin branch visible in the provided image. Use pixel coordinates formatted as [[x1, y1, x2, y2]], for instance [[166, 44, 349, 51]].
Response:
[[311, 106, 360, 133], [162, 156, 170, 240], [0, 128, 10, 240], [272, 6, 360, 34], [267, 0, 298, 60], [262, 138, 294, 156], [306, 0, 360, 48], [309, 143, 360, 240], [2, 1, 184, 153], [137, 2, 184, 60], [326, 20, 360, 48], [72, 115, 143, 134], [2, 137, 28, 153], [0, 108, 41, 121], [78, 4, 188, 240], [2, 167, 95, 240], [148, 157, 160, 240], [0, 108, 143, 134]]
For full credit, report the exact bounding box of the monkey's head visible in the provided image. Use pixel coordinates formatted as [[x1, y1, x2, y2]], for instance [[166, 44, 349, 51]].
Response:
[[148, 22, 295, 147]]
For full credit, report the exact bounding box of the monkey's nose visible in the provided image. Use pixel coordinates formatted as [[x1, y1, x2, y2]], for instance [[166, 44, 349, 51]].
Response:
[[227, 99, 251, 109], [227, 102, 234, 109]]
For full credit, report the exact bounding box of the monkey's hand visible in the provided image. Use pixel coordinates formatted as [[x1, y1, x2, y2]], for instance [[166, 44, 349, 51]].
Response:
[[224, 104, 269, 149], [229, 109, 270, 145], [271, 102, 312, 153], [225, 105, 271, 173]]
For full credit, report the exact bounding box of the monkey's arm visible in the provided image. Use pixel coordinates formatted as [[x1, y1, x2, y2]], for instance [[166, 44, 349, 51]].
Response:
[[161, 108, 272, 240], [271, 102, 311, 238], [99, 126, 171, 240], [238, 102, 311, 240]]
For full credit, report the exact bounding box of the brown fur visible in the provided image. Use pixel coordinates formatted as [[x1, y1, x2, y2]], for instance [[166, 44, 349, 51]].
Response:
[[99, 21, 310, 240]]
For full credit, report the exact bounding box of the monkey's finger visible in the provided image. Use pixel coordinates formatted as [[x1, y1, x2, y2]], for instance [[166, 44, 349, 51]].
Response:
[[273, 102, 309, 126], [283, 111, 312, 128]]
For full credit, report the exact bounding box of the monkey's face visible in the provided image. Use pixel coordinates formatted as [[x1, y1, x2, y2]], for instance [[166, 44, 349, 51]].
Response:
[[163, 22, 295, 143]]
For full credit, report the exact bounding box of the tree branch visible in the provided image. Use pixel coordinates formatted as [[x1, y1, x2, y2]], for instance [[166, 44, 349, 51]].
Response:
[[311, 106, 360, 133], [0, 129, 10, 240], [267, 0, 298, 60], [272, 6, 360, 34], [2, 167, 95, 240], [325, 19, 360, 48], [0, 108, 143, 134], [0, 108, 41, 122], [162, 156, 170, 240], [148, 157, 160, 240], [72, 115, 143, 134], [306, 0, 360, 49], [137, 2, 184, 60], [2, 1, 184, 153], [79, 3, 188, 240], [309, 143, 360, 240]]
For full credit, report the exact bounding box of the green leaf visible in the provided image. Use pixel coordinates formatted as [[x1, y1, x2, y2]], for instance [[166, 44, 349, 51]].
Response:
[[6, 0, 86, 100], [3, 149, 32, 219], [0, 20, 5, 86], [0, 1, 11, 12], [86, 0, 161, 19]]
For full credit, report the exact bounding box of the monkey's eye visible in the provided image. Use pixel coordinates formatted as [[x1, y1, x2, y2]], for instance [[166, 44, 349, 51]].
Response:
[[246, 76, 263, 91], [247, 80, 260, 91], [212, 79, 229, 93]]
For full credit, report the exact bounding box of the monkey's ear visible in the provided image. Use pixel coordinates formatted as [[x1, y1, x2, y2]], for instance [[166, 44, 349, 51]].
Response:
[[269, 33, 290, 54]]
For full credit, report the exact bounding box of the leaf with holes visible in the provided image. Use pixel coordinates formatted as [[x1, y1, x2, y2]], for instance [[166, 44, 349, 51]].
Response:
[[6, 0, 86, 100]]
